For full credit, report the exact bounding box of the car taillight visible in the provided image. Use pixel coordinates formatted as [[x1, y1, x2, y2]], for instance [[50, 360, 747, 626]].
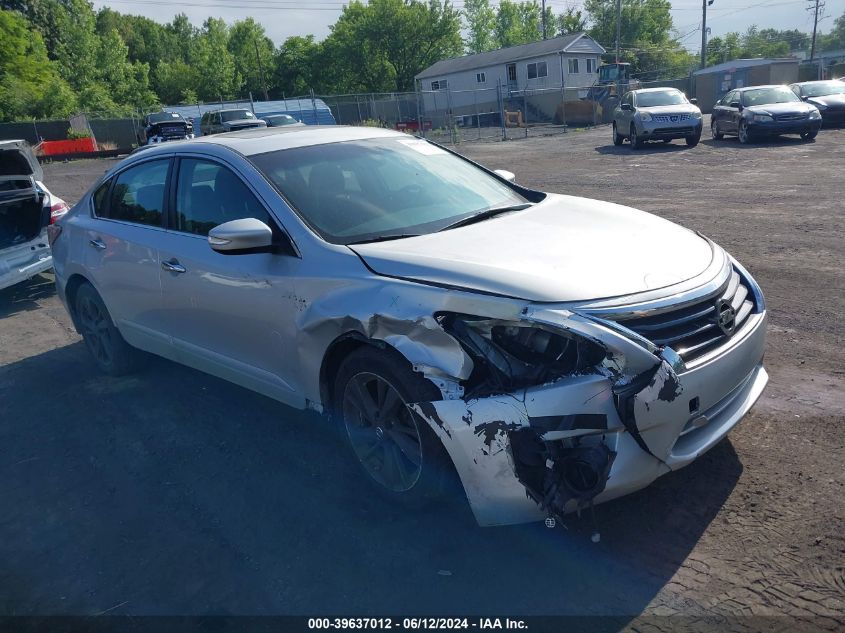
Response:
[[47, 223, 62, 247], [50, 200, 70, 223]]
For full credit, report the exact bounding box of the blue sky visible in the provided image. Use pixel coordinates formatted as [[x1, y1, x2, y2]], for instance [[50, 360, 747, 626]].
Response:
[[93, 0, 845, 53]]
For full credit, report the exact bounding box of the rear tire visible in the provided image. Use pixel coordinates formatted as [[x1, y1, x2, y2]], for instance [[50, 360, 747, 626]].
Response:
[[711, 120, 723, 140], [75, 283, 144, 376], [333, 347, 455, 507], [612, 123, 623, 146]]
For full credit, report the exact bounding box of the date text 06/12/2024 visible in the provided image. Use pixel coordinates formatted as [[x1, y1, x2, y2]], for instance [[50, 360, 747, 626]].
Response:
[[307, 618, 528, 630]]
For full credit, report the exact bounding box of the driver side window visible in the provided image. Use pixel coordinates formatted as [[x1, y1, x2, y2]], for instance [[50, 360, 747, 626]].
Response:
[[174, 159, 273, 236]]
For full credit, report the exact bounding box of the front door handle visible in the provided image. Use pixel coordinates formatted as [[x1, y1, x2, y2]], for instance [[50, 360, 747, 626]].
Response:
[[161, 259, 187, 274], [89, 238, 106, 250]]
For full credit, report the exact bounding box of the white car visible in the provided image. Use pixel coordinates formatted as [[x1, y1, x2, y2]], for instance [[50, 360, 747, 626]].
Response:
[[1, 140, 68, 291], [49, 127, 767, 526]]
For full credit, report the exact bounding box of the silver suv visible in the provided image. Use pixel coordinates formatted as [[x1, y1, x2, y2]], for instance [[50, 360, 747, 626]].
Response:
[[199, 109, 267, 136], [613, 88, 703, 149]]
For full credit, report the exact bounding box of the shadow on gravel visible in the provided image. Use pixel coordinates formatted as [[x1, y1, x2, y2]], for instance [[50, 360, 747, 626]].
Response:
[[0, 342, 742, 618], [0, 274, 56, 319], [701, 136, 815, 149], [594, 143, 695, 155]]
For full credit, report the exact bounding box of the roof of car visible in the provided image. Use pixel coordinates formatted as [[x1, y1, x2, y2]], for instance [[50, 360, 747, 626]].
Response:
[[792, 79, 845, 85], [734, 84, 788, 92], [165, 126, 406, 157], [630, 87, 683, 94]]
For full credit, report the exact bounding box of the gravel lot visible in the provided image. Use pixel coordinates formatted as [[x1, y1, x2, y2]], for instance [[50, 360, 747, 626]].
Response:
[[1, 122, 842, 628]]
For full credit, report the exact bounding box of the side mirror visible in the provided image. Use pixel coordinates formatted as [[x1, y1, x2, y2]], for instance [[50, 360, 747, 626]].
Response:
[[729, 101, 742, 109], [620, 103, 633, 111], [493, 169, 516, 182], [801, 95, 809, 101], [208, 218, 274, 254], [689, 97, 698, 104]]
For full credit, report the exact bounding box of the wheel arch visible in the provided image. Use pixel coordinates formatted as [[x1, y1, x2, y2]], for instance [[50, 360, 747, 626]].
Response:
[[64, 273, 93, 333]]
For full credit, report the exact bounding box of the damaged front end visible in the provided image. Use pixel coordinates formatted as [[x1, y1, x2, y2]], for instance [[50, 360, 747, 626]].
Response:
[[410, 306, 767, 527]]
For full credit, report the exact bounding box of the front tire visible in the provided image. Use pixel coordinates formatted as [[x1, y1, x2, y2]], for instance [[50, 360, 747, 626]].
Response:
[[334, 347, 453, 506], [801, 130, 818, 140], [75, 283, 144, 376], [738, 120, 752, 144], [686, 133, 701, 147], [612, 122, 623, 146], [630, 124, 642, 150]]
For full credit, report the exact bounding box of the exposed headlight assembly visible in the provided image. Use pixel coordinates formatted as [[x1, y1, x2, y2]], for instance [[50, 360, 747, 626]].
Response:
[[809, 109, 822, 119], [752, 113, 773, 122], [638, 112, 653, 122], [437, 313, 608, 397], [691, 111, 703, 119]]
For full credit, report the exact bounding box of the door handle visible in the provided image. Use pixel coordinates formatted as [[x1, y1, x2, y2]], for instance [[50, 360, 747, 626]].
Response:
[[161, 259, 187, 274], [89, 238, 106, 250]]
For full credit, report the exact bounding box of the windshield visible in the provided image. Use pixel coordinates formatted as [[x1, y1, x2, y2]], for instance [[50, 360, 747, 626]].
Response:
[[801, 80, 845, 97], [250, 137, 531, 244], [221, 110, 255, 122], [636, 90, 687, 107], [742, 87, 801, 106], [267, 115, 297, 125], [148, 112, 183, 123]]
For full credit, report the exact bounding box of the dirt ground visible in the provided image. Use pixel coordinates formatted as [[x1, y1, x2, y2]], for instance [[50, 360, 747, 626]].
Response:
[[0, 121, 842, 629]]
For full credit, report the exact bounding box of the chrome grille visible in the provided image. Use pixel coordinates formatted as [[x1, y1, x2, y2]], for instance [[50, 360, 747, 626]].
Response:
[[653, 113, 690, 123], [613, 268, 757, 362], [775, 113, 807, 121]]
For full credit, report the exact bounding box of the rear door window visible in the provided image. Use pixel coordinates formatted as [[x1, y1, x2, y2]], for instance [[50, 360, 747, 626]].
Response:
[[106, 160, 169, 227]]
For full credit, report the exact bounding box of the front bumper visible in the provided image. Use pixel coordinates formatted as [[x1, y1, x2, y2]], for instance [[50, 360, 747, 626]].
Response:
[[639, 119, 702, 139], [412, 306, 768, 527], [747, 118, 822, 136]]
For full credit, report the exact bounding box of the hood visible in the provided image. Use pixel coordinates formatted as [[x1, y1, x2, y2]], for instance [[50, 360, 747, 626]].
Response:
[[350, 194, 715, 302], [807, 93, 845, 108], [745, 102, 817, 116], [224, 119, 267, 130], [0, 139, 43, 181]]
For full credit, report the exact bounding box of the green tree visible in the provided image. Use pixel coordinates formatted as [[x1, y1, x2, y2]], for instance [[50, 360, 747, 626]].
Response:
[[0, 8, 76, 119], [191, 18, 239, 101], [557, 6, 587, 35], [324, 0, 462, 93], [463, 0, 496, 53], [275, 35, 320, 96], [494, 0, 542, 48], [228, 18, 275, 99], [585, 0, 691, 77]]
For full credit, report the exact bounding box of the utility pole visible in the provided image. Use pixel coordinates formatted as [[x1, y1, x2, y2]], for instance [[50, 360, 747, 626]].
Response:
[[808, 0, 825, 61], [541, 0, 547, 40], [254, 39, 269, 102], [701, 0, 714, 69], [615, 0, 622, 63]]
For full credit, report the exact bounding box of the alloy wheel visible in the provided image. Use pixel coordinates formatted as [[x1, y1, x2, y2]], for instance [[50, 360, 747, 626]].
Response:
[[342, 372, 423, 492], [78, 295, 113, 366]]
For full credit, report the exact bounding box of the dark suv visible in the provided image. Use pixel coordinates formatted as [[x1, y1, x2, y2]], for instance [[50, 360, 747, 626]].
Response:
[[199, 109, 267, 136]]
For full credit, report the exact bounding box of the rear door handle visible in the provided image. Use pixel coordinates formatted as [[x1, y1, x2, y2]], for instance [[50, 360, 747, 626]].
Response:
[[161, 259, 187, 274], [89, 238, 106, 250]]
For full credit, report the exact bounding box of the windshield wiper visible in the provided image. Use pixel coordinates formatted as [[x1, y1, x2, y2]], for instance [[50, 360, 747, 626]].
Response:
[[346, 233, 422, 245], [438, 203, 532, 232]]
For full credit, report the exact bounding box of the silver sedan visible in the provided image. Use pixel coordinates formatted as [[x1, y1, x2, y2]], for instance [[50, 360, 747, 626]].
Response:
[[49, 126, 767, 526], [613, 87, 704, 149]]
